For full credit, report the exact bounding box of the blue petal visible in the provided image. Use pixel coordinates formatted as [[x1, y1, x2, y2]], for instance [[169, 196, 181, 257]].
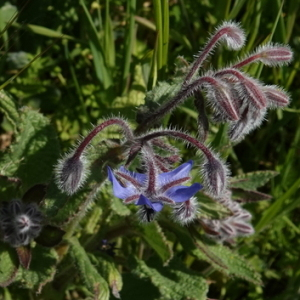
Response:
[[136, 195, 164, 212], [119, 166, 147, 185], [158, 160, 194, 185], [107, 167, 138, 199], [165, 183, 203, 202]]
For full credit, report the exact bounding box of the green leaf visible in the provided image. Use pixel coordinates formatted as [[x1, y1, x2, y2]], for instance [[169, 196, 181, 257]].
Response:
[[0, 90, 19, 131], [16, 244, 58, 293], [68, 237, 110, 300], [162, 221, 262, 285], [0, 242, 18, 287], [0, 108, 60, 191], [22, 184, 47, 205], [230, 171, 279, 190], [138, 221, 173, 265], [197, 192, 232, 219], [79, 0, 112, 89], [89, 253, 123, 299], [110, 196, 131, 216], [144, 80, 181, 106], [194, 238, 262, 285], [129, 256, 208, 300], [13, 23, 75, 40], [35, 225, 65, 248], [232, 188, 272, 202]]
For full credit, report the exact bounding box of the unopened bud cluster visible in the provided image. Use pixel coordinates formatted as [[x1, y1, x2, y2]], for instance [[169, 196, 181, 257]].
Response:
[[0, 200, 43, 247], [54, 21, 292, 242], [201, 191, 253, 242]]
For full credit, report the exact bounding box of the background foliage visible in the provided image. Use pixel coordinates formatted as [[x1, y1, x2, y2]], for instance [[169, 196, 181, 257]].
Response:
[[0, 0, 299, 299]]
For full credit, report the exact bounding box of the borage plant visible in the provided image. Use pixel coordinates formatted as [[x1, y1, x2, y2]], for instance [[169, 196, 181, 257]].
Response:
[[0, 21, 292, 299]]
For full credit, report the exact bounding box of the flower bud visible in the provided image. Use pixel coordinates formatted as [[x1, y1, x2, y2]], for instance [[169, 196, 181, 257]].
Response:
[[263, 85, 290, 108], [202, 155, 229, 197], [206, 81, 240, 121], [229, 104, 266, 142], [217, 21, 246, 50], [256, 44, 293, 66], [173, 197, 198, 224], [55, 153, 88, 195]]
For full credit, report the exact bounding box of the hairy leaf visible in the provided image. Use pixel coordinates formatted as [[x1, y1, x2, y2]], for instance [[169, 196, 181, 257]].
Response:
[[232, 188, 272, 202], [89, 253, 123, 299], [0, 108, 60, 191], [129, 256, 208, 300], [138, 221, 173, 265], [162, 221, 262, 285], [230, 171, 278, 190], [0, 90, 19, 131], [68, 237, 110, 300], [197, 192, 232, 219], [15, 244, 58, 293], [0, 242, 18, 287]]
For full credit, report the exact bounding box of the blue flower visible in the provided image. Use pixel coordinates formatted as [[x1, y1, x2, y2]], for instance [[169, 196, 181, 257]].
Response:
[[107, 160, 202, 217]]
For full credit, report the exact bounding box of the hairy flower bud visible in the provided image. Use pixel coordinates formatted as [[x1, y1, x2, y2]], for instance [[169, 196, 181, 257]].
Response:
[[216, 21, 246, 50], [202, 155, 229, 197], [55, 153, 88, 195], [255, 44, 293, 66], [206, 80, 240, 121], [172, 197, 198, 224], [263, 85, 290, 108], [233, 43, 293, 69], [229, 105, 266, 142]]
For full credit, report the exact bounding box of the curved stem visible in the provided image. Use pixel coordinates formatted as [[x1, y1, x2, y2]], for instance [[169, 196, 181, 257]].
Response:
[[135, 76, 219, 134], [74, 118, 133, 160], [140, 130, 214, 161]]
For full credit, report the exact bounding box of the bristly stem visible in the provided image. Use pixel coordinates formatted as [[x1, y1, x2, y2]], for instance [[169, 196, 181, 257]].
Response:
[[73, 118, 133, 160], [184, 28, 229, 84], [135, 76, 220, 134], [139, 129, 214, 161], [232, 53, 262, 69]]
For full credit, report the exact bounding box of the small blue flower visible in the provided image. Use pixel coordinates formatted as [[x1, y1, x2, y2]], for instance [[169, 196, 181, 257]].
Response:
[[107, 160, 202, 220]]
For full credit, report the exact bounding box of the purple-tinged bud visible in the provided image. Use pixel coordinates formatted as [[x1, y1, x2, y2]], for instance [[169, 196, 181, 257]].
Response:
[[228, 104, 266, 142], [202, 154, 229, 197], [263, 85, 290, 108], [206, 80, 240, 121], [216, 21, 246, 50], [220, 220, 236, 236], [232, 44, 293, 69], [232, 221, 254, 236], [235, 209, 252, 221], [172, 197, 198, 224], [254, 44, 293, 66], [240, 79, 267, 109], [216, 69, 267, 109], [201, 218, 221, 235], [55, 152, 88, 195], [184, 21, 245, 84]]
